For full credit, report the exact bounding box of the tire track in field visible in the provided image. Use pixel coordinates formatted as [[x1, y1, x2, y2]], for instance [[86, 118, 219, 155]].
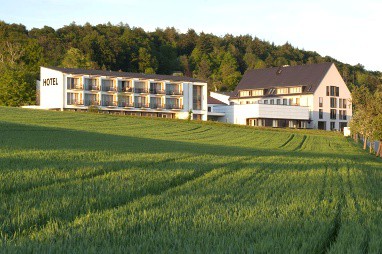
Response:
[[165, 126, 202, 134], [0, 155, 194, 197], [293, 135, 307, 151], [346, 165, 369, 253], [278, 134, 295, 148], [321, 167, 345, 254], [4, 156, 255, 240]]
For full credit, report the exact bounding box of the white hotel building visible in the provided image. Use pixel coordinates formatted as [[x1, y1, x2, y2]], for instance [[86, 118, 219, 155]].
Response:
[[208, 63, 352, 131], [39, 66, 208, 120]]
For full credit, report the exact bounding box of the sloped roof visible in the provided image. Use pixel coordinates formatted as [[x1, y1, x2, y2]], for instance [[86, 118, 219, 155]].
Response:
[[234, 62, 333, 93], [44, 66, 206, 83], [207, 96, 225, 104]]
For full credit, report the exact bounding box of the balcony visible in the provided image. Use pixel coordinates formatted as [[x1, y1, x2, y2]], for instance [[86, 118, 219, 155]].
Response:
[[103, 86, 118, 92], [85, 100, 100, 106], [166, 104, 183, 110], [118, 102, 134, 108], [166, 90, 183, 96], [102, 101, 117, 107], [150, 103, 165, 109], [68, 84, 83, 90], [134, 88, 149, 94], [119, 87, 133, 93], [150, 89, 166, 95], [73, 100, 84, 106], [86, 85, 100, 91], [134, 102, 150, 108]]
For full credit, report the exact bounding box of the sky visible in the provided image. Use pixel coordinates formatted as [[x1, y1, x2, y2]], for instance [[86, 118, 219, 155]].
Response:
[[1, 0, 381, 72]]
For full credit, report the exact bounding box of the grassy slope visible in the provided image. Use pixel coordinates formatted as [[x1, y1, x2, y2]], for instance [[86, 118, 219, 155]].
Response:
[[0, 107, 381, 253]]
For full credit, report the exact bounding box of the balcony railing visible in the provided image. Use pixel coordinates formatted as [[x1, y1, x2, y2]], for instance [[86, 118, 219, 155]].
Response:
[[150, 89, 166, 95], [134, 102, 150, 108], [102, 86, 117, 92], [119, 87, 133, 93], [68, 84, 83, 90], [86, 85, 100, 91], [85, 100, 100, 106], [118, 102, 134, 107], [150, 103, 165, 109], [166, 90, 183, 96], [102, 101, 117, 107], [166, 104, 183, 110], [134, 88, 149, 94], [73, 100, 84, 106]]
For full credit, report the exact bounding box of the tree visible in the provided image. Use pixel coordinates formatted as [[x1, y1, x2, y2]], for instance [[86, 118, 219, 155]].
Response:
[[61, 47, 94, 69], [138, 47, 158, 74], [219, 52, 242, 91]]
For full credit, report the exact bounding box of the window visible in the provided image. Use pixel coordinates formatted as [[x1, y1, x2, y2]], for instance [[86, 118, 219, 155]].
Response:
[[289, 98, 293, 105], [67, 77, 82, 89], [330, 122, 336, 131], [252, 89, 263, 96], [277, 88, 288, 94], [326, 86, 329, 96], [342, 99, 347, 108], [330, 97, 337, 108], [339, 99, 343, 108], [208, 106, 211, 112], [319, 97, 323, 107], [330, 109, 336, 119], [264, 100, 268, 104], [290, 87, 301, 93], [270, 99, 274, 105], [277, 99, 281, 105], [239, 90, 251, 97], [319, 109, 323, 119], [193, 85, 202, 110], [246, 101, 250, 104], [336, 87, 340, 97], [296, 98, 300, 106], [329, 86, 339, 96], [343, 110, 347, 120], [283, 99, 288, 105]]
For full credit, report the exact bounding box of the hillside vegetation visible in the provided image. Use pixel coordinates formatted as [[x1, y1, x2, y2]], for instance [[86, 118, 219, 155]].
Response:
[[0, 107, 381, 253], [0, 21, 381, 106]]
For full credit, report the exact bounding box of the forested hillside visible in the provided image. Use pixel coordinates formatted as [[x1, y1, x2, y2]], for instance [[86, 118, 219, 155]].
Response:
[[0, 21, 381, 106]]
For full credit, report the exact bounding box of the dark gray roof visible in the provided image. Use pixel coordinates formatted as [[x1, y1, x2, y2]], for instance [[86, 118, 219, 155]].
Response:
[[207, 96, 225, 104], [234, 62, 334, 94], [45, 66, 206, 83]]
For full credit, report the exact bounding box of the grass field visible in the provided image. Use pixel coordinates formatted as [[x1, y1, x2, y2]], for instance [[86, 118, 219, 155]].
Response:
[[0, 107, 381, 253]]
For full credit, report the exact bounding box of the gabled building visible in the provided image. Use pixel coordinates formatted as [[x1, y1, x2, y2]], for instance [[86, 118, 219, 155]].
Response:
[[38, 66, 208, 120], [208, 63, 352, 130]]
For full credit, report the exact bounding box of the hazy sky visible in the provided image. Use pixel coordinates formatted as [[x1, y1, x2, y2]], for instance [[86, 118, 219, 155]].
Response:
[[1, 0, 381, 71]]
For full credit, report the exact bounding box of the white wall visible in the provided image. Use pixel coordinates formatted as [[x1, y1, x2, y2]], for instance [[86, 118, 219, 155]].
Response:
[[40, 67, 64, 110], [213, 104, 310, 125], [313, 64, 352, 130]]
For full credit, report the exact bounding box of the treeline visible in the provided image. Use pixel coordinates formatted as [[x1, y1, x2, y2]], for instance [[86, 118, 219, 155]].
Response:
[[0, 21, 381, 106]]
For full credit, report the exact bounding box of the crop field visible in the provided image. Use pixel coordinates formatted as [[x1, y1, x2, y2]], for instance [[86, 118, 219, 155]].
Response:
[[0, 107, 381, 253]]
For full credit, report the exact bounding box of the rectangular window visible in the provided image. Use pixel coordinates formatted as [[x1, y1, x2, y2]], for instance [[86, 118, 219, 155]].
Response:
[[192, 85, 202, 110], [339, 99, 343, 108], [277, 99, 281, 105], [290, 87, 302, 93], [296, 98, 300, 106], [343, 99, 347, 108], [319, 109, 323, 119], [319, 97, 323, 107], [336, 87, 340, 97], [270, 99, 274, 105], [330, 109, 336, 119], [330, 97, 337, 108], [326, 86, 330, 96], [289, 98, 293, 105], [330, 122, 336, 131], [339, 110, 343, 120], [283, 99, 287, 105], [239, 90, 251, 97], [264, 100, 268, 104], [277, 88, 288, 94], [343, 110, 347, 120], [252, 89, 263, 96], [67, 77, 82, 89]]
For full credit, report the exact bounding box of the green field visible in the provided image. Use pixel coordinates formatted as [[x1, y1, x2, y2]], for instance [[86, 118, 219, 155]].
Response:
[[0, 107, 381, 253]]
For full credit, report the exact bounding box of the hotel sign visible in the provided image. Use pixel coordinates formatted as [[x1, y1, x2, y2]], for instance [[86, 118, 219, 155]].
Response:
[[42, 78, 58, 86]]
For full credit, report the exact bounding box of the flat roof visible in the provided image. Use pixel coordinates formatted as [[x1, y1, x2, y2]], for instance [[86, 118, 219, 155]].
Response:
[[44, 66, 206, 83]]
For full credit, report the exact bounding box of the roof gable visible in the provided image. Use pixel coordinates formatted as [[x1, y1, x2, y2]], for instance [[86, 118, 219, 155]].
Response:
[[235, 62, 333, 93]]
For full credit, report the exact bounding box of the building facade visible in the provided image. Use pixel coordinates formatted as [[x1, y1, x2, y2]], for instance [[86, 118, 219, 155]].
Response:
[[39, 67, 208, 120], [208, 63, 352, 130]]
